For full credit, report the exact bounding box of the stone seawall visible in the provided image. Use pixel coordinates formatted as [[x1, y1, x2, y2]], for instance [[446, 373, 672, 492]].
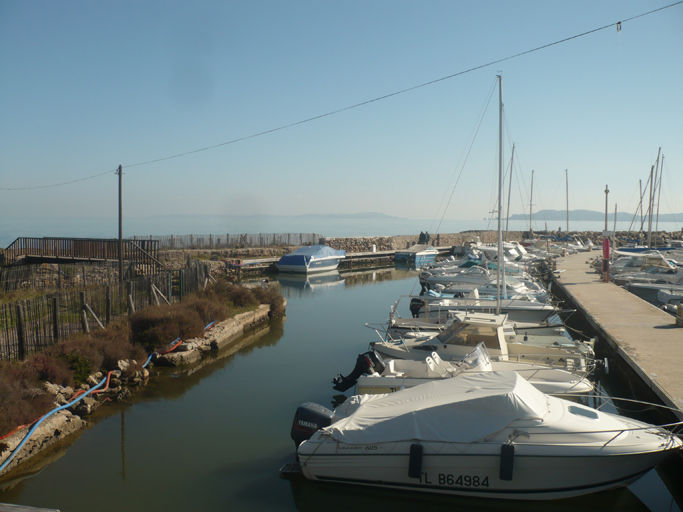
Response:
[[322, 231, 526, 253]]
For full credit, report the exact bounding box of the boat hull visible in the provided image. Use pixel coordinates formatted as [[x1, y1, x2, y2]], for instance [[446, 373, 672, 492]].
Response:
[[298, 444, 678, 500], [277, 257, 344, 273]]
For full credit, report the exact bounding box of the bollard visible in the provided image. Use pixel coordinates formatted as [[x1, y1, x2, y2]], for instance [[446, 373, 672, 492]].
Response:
[[676, 304, 683, 328]]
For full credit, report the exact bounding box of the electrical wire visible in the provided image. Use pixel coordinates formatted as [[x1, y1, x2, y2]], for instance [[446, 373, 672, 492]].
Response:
[[2, 1, 681, 192]]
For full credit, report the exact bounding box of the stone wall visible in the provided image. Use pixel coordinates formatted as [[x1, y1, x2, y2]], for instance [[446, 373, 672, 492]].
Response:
[[322, 231, 526, 253]]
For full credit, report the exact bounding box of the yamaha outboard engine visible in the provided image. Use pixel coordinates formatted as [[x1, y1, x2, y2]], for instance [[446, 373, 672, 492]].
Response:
[[332, 350, 386, 392], [410, 298, 425, 318], [290, 402, 334, 447]]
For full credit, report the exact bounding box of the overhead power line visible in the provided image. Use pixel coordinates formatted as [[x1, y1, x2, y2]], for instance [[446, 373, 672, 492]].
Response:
[[2, 0, 681, 191]]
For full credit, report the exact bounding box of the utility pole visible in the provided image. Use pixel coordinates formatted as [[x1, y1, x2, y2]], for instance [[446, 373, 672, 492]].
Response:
[[117, 165, 123, 282]]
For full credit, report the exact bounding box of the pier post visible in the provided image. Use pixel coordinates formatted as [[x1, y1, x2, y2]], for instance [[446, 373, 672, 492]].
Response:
[[52, 297, 60, 342], [16, 303, 26, 360], [106, 285, 112, 324], [80, 291, 90, 333]]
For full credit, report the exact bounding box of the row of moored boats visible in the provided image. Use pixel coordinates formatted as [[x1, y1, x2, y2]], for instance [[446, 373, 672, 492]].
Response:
[[281, 241, 683, 501]]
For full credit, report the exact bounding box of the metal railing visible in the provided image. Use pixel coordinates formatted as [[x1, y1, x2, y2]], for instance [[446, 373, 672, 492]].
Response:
[[4, 237, 161, 274]]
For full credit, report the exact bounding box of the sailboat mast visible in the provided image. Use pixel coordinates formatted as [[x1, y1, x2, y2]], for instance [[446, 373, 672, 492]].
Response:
[[639, 179, 643, 234], [529, 170, 534, 232], [647, 148, 661, 247], [505, 144, 515, 241], [655, 153, 664, 243], [565, 169, 569, 233], [496, 75, 504, 315]]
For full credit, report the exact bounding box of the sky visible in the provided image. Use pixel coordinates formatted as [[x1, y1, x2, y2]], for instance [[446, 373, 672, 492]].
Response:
[[1, 1, 682, 237]]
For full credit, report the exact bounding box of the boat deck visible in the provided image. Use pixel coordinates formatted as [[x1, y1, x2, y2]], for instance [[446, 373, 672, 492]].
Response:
[[551, 251, 683, 419]]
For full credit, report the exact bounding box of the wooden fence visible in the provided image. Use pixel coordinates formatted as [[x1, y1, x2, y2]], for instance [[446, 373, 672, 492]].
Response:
[[131, 233, 322, 250], [0, 261, 123, 293], [0, 261, 211, 362]]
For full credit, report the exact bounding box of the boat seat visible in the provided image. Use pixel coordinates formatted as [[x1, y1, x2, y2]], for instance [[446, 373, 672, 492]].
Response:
[[430, 352, 461, 374], [385, 359, 406, 377], [425, 357, 450, 378]]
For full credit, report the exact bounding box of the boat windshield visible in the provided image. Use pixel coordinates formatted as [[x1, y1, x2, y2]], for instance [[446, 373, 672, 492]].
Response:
[[460, 343, 491, 370]]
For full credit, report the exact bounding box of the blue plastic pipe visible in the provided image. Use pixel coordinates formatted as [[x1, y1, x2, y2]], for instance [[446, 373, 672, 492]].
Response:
[[0, 375, 107, 472], [2, 319, 218, 472]]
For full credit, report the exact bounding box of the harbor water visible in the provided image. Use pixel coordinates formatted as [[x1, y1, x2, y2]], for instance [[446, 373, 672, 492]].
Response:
[[0, 268, 681, 512]]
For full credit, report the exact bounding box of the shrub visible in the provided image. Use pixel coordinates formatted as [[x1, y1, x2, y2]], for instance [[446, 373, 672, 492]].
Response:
[[26, 353, 73, 387], [44, 335, 103, 384], [0, 361, 55, 437], [200, 280, 259, 309], [251, 286, 286, 318], [129, 304, 204, 353], [224, 284, 259, 308], [90, 320, 139, 371], [58, 353, 91, 384], [181, 297, 231, 325]]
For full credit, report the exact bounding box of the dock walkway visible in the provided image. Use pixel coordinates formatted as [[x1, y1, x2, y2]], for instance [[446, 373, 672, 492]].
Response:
[[552, 251, 683, 419]]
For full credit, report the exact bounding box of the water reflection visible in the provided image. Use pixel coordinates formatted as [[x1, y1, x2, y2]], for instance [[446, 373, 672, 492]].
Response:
[[274, 267, 419, 296], [277, 271, 346, 293]]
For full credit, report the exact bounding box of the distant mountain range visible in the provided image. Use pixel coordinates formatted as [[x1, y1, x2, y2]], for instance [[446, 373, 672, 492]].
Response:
[[508, 209, 683, 222]]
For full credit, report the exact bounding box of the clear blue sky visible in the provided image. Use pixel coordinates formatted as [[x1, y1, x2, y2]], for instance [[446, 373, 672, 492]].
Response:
[[1, 1, 682, 229]]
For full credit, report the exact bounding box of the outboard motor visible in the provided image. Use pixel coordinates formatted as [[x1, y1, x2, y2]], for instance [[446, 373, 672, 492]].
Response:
[[332, 350, 386, 392], [290, 402, 334, 447], [410, 298, 425, 318]]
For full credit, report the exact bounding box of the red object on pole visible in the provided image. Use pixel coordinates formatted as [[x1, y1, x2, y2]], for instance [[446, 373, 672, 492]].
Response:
[[602, 238, 610, 282]]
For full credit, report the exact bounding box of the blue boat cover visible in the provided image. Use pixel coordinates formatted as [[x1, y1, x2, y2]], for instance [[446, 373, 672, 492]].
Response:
[[278, 245, 346, 266]]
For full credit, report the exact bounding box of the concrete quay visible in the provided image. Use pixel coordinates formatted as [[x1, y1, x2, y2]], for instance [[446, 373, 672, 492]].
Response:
[[551, 251, 683, 420]]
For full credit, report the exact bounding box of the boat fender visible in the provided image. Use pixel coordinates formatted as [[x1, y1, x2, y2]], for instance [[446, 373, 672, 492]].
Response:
[[290, 402, 334, 448], [408, 443, 423, 479], [499, 442, 515, 481]]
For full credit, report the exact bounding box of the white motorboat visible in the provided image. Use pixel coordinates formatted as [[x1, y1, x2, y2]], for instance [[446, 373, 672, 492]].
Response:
[[371, 311, 595, 372], [353, 343, 594, 396], [395, 244, 439, 266], [291, 371, 683, 500], [276, 245, 346, 273], [382, 307, 593, 354]]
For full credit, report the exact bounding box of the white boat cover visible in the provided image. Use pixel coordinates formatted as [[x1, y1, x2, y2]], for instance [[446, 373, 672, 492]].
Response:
[[325, 371, 548, 444]]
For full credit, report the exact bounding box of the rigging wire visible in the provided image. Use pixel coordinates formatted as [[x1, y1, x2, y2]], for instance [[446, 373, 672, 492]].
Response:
[[427, 77, 499, 234], [434, 81, 498, 235], [2, 1, 682, 192]]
